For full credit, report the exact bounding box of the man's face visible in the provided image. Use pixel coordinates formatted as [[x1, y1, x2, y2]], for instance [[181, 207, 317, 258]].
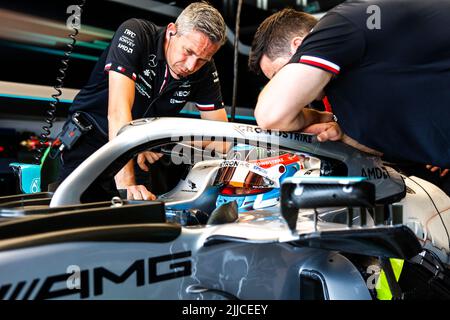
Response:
[[165, 27, 220, 79], [259, 54, 291, 79]]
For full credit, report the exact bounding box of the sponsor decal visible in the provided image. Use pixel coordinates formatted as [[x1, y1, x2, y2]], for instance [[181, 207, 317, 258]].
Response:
[[253, 153, 300, 168], [220, 160, 240, 168], [250, 163, 268, 176], [0, 251, 191, 300], [30, 178, 40, 193], [135, 83, 150, 98], [117, 43, 133, 54], [236, 125, 313, 143], [219, 160, 270, 178], [124, 29, 136, 38], [181, 179, 198, 193], [138, 74, 152, 89], [187, 180, 197, 190], [170, 99, 186, 104], [303, 169, 315, 175], [174, 91, 190, 97], [361, 166, 391, 180], [118, 35, 135, 47]]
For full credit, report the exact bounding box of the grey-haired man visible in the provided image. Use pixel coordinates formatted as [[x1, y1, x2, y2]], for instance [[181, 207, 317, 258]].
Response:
[[60, 2, 228, 200]]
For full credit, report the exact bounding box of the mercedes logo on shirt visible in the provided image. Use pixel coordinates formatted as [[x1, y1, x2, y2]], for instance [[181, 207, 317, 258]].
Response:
[[148, 54, 157, 67]]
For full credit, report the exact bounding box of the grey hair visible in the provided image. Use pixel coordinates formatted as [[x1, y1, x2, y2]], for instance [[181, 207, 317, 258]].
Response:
[[175, 2, 227, 46]]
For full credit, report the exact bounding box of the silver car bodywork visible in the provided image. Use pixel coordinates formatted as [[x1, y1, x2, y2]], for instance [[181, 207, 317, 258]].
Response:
[[0, 118, 449, 300]]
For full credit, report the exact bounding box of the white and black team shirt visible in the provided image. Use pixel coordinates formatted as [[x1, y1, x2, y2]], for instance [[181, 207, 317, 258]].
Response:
[[290, 0, 450, 167], [70, 18, 224, 136]]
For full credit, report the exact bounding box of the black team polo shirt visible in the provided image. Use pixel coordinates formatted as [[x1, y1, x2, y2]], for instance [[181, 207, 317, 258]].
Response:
[[290, 0, 450, 167], [69, 18, 224, 139]]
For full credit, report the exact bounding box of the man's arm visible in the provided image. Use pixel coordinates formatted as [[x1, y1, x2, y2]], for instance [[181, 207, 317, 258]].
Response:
[[255, 63, 332, 131], [254, 64, 385, 156], [108, 71, 156, 200], [199, 108, 228, 122]]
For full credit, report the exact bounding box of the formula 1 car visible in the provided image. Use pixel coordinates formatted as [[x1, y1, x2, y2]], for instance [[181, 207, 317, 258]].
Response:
[[0, 117, 449, 300]]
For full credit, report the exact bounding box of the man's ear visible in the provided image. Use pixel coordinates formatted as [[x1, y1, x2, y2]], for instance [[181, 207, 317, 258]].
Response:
[[290, 36, 304, 56], [166, 22, 177, 39]]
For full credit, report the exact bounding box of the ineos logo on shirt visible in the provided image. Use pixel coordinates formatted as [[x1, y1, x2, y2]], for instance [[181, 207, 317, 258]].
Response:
[[174, 91, 190, 97]]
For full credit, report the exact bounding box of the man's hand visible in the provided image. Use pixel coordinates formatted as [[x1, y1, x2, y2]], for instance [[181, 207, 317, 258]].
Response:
[[115, 159, 156, 200], [302, 121, 343, 142], [426, 165, 449, 177], [124, 185, 157, 201], [303, 121, 383, 156], [137, 151, 163, 171]]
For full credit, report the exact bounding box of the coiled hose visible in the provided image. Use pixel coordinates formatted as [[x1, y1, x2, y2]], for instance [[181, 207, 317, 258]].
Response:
[[34, 0, 86, 164]]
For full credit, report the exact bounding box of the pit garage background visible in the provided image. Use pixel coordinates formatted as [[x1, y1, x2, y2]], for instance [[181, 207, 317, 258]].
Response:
[[0, 0, 342, 195]]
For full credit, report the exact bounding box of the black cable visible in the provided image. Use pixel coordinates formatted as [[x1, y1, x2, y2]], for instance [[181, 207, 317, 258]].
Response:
[[231, 0, 243, 122], [164, 31, 188, 80], [34, 0, 87, 164], [406, 176, 450, 251]]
